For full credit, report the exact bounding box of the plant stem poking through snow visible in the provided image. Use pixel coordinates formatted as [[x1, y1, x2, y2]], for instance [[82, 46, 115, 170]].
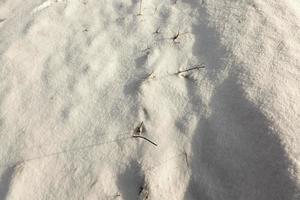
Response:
[[183, 150, 189, 168], [133, 122, 157, 146], [138, 182, 149, 199], [170, 30, 190, 43], [175, 64, 205, 75], [134, 121, 144, 135], [113, 194, 121, 199], [143, 71, 155, 80], [137, 0, 143, 16], [153, 27, 160, 34]]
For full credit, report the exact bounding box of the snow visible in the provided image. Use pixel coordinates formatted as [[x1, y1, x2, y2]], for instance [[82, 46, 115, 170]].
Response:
[[0, 0, 299, 199]]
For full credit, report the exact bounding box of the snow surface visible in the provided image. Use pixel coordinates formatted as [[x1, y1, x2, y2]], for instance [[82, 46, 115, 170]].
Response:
[[0, 0, 300, 199]]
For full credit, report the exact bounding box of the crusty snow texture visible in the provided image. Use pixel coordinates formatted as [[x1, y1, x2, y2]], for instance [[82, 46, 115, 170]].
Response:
[[0, 0, 300, 199]]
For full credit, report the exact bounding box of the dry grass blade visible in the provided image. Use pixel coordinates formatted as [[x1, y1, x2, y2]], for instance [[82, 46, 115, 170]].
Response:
[[132, 135, 158, 146], [175, 64, 205, 75]]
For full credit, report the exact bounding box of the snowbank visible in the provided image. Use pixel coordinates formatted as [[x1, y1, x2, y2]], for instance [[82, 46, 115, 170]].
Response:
[[0, 0, 299, 199]]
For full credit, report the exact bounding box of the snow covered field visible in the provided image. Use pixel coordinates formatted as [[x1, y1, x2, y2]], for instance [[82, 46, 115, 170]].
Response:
[[0, 0, 299, 199]]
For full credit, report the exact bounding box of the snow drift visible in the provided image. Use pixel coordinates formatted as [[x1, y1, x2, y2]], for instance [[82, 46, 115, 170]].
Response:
[[0, 0, 299, 199]]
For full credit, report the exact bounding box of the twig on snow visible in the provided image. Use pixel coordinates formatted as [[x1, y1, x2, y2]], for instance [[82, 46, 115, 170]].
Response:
[[132, 135, 158, 146], [133, 122, 157, 146], [175, 64, 205, 75]]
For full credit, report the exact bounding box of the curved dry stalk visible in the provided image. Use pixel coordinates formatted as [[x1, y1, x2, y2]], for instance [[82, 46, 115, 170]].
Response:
[[175, 65, 205, 75], [132, 135, 158, 146]]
